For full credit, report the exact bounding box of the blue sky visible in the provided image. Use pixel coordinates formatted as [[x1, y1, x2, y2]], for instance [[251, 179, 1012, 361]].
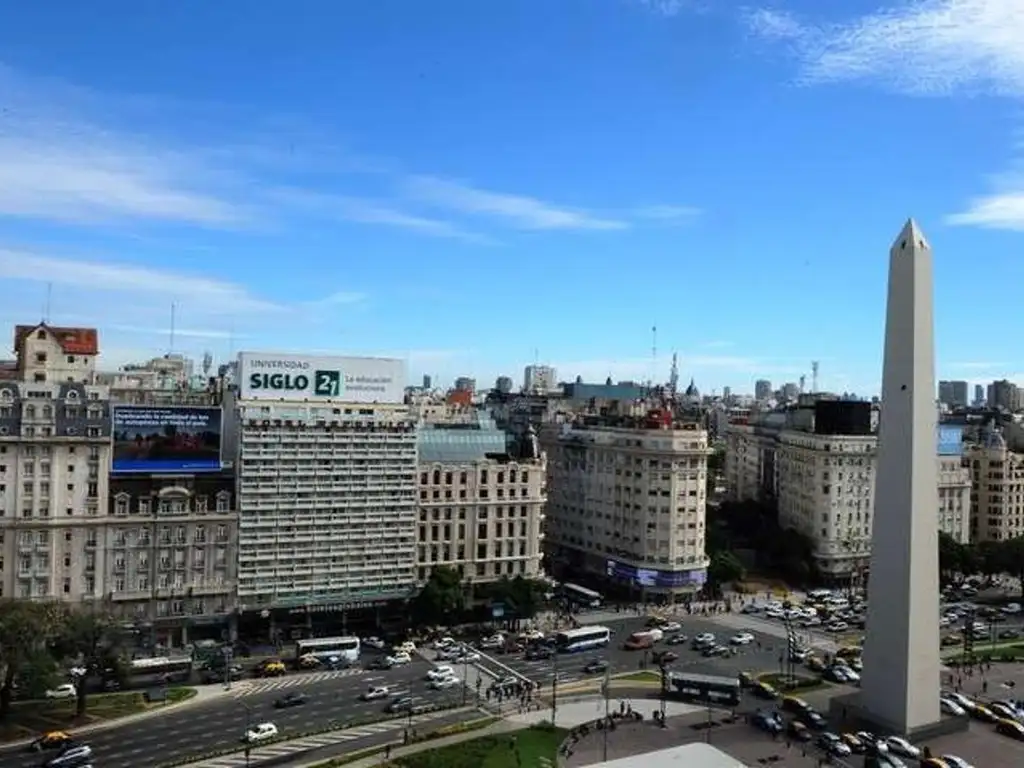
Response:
[[0, 0, 1022, 395]]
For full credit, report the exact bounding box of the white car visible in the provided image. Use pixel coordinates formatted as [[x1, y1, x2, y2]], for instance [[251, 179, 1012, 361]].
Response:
[[765, 608, 785, 619], [940, 755, 975, 768], [940, 698, 966, 716], [361, 685, 391, 701], [433, 637, 455, 649], [430, 675, 461, 690], [45, 683, 77, 699], [661, 622, 682, 632], [394, 641, 416, 654], [884, 736, 921, 759], [837, 666, 860, 683], [426, 666, 455, 681], [945, 691, 976, 711], [730, 632, 754, 645], [455, 650, 480, 662], [386, 652, 412, 666], [243, 722, 279, 743]]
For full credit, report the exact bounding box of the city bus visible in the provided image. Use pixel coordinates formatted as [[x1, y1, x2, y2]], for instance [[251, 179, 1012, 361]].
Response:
[[127, 656, 194, 687], [295, 636, 361, 663], [560, 583, 603, 608], [666, 672, 742, 707], [554, 626, 611, 653]]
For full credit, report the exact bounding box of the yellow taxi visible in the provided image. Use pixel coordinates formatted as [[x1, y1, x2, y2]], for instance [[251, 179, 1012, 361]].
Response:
[[781, 695, 809, 714], [28, 731, 73, 752], [297, 654, 320, 669], [806, 656, 826, 672], [840, 732, 865, 753], [750, 680, 777, 700], [835, 646, 860, 661], [996, 717, 1024, 740], [256, 660, 286, 677], [920, 759, 950, 768]]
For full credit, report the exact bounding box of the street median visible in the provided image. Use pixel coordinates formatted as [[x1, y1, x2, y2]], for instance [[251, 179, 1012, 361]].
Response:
[[158, 701, 471, 768]]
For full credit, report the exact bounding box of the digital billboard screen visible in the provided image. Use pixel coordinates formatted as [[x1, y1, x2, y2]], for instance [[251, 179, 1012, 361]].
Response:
[[112, 406, 223, 474]]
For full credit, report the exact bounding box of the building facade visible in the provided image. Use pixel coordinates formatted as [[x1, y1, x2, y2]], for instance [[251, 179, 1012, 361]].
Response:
[[0, 324, 112, 604], [416, 414, 546, 587], [523, 365, 557, 394], [543, 411, 710, 600], [965, 428, 1024, 543], [727, 421, 972, 577], [106, 472, 237, 647], [230, 352, 417, 638], [938, 380, 968, 409]]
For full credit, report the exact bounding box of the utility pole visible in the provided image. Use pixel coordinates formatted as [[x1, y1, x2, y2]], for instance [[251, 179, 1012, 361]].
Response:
[[602, 663, 611, 761], [550, 650, 559, 725]]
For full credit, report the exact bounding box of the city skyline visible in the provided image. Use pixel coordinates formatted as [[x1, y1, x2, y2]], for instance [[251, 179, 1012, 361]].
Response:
[[1, 1, 1023, 393]]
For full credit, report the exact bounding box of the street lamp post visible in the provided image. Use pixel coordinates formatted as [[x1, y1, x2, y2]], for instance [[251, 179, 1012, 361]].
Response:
[[782, 614, 796, 686], [601, 664, 611, 762], [658, 661, 667, 726], [242, 701, 253, 768], [223, 645, 233, 692], [550, 649, 559, 725]]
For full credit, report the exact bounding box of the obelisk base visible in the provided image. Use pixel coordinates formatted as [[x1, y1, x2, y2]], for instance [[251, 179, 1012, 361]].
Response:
[[829, 692, 967, 741]]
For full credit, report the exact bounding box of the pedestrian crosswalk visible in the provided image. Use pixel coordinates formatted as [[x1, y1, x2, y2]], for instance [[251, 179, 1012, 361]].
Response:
[[185, 710, 468, 768], [230, 668, 365, 697]]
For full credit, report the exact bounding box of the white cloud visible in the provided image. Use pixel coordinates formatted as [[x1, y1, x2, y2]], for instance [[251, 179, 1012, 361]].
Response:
[[106, 324, 242, 340], [0, 249, 282, 315], [550, 354, 805, 386], [743, 2, 1024, 231], [743, 1, 1024, 96], [949, 360, 1007, 369], [404, 176, 629, 231], [636, 0, 700, 17]]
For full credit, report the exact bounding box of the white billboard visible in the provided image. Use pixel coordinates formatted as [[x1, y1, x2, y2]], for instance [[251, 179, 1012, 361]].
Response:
[[237, 353, 406, 404]]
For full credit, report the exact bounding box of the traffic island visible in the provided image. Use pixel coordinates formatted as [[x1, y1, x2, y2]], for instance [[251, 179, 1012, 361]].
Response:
[[754, 672, 829, 695], [0, 687, 198, 743]]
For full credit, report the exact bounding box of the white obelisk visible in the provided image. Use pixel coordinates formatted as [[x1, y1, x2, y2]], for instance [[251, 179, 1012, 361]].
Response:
[[859, 219, 941, 734]]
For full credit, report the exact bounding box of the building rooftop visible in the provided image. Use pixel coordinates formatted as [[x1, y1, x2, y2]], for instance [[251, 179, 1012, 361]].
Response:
[[15, 323, 99, 356], [417, 412, 509, 463]]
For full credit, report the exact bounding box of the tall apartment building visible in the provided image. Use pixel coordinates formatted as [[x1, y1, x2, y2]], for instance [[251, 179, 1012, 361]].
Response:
[[725, 402, 971, 577], [416, 412, 546, 586], [230, 352, 417, 640], [754, 379, 772, 401], [964, 427, 1024, 543], [938, 380, 968, 408], [524, 365, 557, 394], [543, 409, 711, 600], [0, 324, 112, 604], [988, 379, 1021, 411]]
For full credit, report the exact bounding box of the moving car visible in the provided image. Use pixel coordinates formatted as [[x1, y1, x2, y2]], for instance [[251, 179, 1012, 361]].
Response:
[[42, 744, 93, 768], [730, 632, 755, 645], [273, 692, 306, 709], [362, 685, 391, 701], [243, 722, 279, 743], [884, 736, 921, 758], [787, 721, 812, 742], [666, 633, 689, 645], [429, 675, 460, 690], [840, 732, 865, 753], [751, 711, 783, 734], [255, 660, 286, 677], [45, 684, 76, 700], [583, 659, 609, 674], [386, 696, 414, 714], [385, 652, 412, 666], [996, 717, 1024, 740], [817, 733, 852, 757], [750, 681, 777, 700], [426, 666, 455, 681], [27, 731, 73, 752]]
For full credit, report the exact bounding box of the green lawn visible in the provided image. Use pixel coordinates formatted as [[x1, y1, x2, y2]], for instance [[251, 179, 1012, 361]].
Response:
[[393, 725, 565, 768], [614, 671, 660, 683]]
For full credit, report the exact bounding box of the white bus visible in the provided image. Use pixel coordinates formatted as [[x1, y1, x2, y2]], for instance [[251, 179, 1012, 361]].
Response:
[[561, 583, 602, 608], [295, 636, 361, 662], [554, 625, 611, 653], [128, 656, 194, 685]]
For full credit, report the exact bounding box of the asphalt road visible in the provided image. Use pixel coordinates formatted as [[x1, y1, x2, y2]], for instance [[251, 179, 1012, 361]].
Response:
[[484, 616, 789, 696], [3, 660, 464, 768]]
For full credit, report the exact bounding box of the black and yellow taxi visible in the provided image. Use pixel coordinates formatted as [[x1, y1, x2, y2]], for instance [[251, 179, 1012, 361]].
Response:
[[996, 717, 1024, 740], [781, 695, 810, 714], [26, 731, 73, 752], [787, 720, 812, 742], [750, 680, 778, 700], [738, 671, 754, 688], [840, 732, 865, 753], [255, 659, 287, 677], [920, 758, 951, 768], [805, 656, 826, 672]]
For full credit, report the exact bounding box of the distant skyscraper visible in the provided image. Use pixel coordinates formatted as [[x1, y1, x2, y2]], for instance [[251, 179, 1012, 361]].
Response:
[[524, 365, 556, 393], [495, 376, 513, 394], [937, 380, 968, 407], [754, 379, 772, 401], [454, 377, 476, 393], [974, 383, 984, 406], [422, 374, 432, 389], [856, 219, 942, 736]]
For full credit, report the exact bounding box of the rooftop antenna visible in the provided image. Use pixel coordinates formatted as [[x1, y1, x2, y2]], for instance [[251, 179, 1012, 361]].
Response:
[[534, 347, 539, 366], [169, 302, 177, 355], [43, 282, 53, 323], [811, 360, 820, 393], [650, 324, 658, 392]]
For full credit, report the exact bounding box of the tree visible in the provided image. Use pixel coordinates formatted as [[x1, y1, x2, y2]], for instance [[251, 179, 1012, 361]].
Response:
[[51, 607, 125, 718], [707, 550, 746, 596], [0, 599, 63, 719], [938, 532, 967, 587], [411, 566, 465, 628]]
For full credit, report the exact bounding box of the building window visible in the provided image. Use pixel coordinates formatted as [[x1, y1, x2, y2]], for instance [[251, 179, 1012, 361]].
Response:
[[216, 492, 230, 512], [114, 494, 129, 516]]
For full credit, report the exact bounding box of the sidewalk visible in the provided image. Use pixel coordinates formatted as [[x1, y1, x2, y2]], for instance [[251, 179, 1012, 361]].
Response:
[[290, 719, 522, 768]]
